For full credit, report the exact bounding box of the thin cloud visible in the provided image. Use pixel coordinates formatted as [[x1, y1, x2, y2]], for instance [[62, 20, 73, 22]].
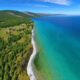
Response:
[[34, 4, 49, 7], [40, 0, 71, 5], [27, 3, 49, 7]]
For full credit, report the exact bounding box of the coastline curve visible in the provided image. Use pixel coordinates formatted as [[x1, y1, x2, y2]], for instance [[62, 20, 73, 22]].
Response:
[[27, 29, 37, 80]]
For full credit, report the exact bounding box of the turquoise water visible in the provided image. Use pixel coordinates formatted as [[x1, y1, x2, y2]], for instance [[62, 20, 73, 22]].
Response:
[[33, 16, 80, 80]]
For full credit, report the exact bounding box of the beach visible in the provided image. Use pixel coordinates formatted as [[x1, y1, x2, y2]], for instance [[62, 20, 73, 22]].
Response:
[[27, 29, 37, 80]]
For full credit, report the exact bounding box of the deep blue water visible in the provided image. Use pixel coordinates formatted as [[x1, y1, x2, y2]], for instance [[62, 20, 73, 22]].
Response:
[[33, 16, 80, 80]]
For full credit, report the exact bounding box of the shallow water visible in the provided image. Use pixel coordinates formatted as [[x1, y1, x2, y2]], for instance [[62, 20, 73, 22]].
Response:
[[33, 16, 80, 80]]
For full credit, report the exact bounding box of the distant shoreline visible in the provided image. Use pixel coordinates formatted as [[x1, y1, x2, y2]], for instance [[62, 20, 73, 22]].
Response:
[[27, 29, 37, 80]]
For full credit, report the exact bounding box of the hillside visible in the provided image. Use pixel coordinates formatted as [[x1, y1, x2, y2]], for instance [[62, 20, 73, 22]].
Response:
[[0, 10, 34, 80], [23, 11, 54, 17], [0, 10, 51, 28], [0, 10, 38, 18], [22, 11, 41, 17], [0, 10, 34, 28]]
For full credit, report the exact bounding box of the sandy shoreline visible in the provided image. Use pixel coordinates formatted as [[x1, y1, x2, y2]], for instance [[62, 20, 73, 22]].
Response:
[[27, 29, 37, 80]]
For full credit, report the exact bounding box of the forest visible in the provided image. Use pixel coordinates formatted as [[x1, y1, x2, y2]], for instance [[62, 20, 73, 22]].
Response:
[[0, 10, 34, 80]]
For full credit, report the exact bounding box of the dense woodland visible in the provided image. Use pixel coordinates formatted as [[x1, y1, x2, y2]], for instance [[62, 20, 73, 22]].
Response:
[[0, 10, 34, 80]]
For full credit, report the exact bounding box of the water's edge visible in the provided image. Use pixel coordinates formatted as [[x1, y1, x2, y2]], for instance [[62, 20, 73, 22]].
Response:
[[27, 29, 37, 80]]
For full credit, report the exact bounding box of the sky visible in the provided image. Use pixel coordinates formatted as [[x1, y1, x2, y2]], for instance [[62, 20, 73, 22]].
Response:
[[0, 0, 80, 15]]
